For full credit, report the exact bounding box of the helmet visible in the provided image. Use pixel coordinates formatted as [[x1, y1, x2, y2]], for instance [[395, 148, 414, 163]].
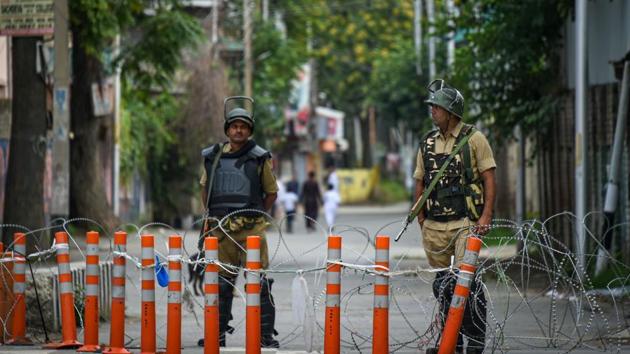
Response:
[[424, 79, 464, 119], [223, 96, 255, 134]]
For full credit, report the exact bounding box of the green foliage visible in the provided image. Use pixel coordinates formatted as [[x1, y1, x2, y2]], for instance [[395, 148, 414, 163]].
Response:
[[447, 0, 572, 141], [371, 178, 409, 204], [483, 227, 518, 247], [120, 86, 195, 221], [368, 42, 430, 132], [69, 0, 136, 56], [283, 0, 419, 120], [120, 88, 177, 182], [587, 262, 630, 290], [120, 8, 204, 89], [70, 0, 204, 221], [252, 21, 304, 146], [71, 0, 202, 81]]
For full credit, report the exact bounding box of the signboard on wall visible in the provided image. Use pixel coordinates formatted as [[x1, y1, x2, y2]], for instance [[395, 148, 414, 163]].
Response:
[[0, 0, 54, 36]]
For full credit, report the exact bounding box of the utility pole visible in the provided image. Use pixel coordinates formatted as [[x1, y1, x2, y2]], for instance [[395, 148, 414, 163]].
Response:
[[368, 106, 377, 167], [595, 60, 630, 275], [243, 0, 253, 98], [427, 0, 436, 80], [515, 125, 526, 252], [52, 0, 70, 219], [262, 0, 269, 23], [309, 58, 321, 178], [212, 0, 221, 45], [446, 0, 455, 68], [414, 0, 422, 75], [574, 0, 588, 277], [113, 35, 121, 216]]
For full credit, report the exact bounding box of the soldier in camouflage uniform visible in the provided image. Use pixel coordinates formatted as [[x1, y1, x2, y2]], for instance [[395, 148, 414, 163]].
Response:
[[414, 80, 496, 354], [198, 97, 279, 348]]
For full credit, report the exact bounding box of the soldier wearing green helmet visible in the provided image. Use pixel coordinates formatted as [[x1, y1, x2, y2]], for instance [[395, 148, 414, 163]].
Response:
[[414, 80, 496, 353], [198, 96, 280, 348]]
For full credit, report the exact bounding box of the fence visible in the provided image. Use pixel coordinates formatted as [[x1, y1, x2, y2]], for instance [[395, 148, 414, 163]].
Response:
[[539, 82, 630, 262], [49, 261, 113, 332], [0, 214, 627, 353]]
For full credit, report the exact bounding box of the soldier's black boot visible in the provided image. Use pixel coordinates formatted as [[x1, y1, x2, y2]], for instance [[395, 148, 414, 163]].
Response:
[[462, 276, 486, 354], [198, 276, 235, 347], [260, 276, 279, 348], [427, 271, 464, 353]]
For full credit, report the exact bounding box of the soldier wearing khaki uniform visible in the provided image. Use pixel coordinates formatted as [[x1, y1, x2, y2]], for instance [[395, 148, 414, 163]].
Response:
[[414, 80, 496, 354], [198, 97, 279, 348]]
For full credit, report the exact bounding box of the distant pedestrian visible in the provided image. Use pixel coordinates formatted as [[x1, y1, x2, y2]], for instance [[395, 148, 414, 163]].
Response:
[[322, 183, 341, 226], [274, 178, 286, 219], [286, 176, 299, 195], [325, 164, 339, 192], [300, 171, 322, 232], [281, 182, 299, 233]]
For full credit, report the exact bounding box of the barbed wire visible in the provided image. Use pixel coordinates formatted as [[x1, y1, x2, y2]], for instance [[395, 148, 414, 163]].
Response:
[[0, 210, 628, 352]]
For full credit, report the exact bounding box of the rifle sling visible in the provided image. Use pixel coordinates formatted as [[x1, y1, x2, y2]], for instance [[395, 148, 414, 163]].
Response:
[[407, 130, 474, 223]]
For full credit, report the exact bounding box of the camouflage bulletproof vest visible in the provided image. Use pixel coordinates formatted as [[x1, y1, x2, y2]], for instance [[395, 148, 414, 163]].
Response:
[[421, 124, 485, 222]]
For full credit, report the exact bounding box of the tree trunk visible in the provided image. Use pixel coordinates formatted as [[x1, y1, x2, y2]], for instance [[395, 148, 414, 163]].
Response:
[[2, 37, 47, 249], [70, 24, 117, 230]]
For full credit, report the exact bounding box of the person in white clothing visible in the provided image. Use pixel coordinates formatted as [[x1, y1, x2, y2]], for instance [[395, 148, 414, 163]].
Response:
[[282, 182, 299, 233], [326, 165, 339, 192], [323, 183, 341, 226], [274, 179, 286, 219]]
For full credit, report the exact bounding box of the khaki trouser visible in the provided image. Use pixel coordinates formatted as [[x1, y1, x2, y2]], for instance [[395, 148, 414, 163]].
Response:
[[212, 220, 270, 277], [421, 225, 470, 268]]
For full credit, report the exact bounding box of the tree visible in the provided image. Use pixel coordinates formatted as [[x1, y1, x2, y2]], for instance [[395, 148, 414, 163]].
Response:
[[2, 37, 47, 248], [448, 0, 571, 141], [252, 20, 304, 148], [367, 41, 428, 132], [279, 0, 422, 166], [68, 0, 202, 227]]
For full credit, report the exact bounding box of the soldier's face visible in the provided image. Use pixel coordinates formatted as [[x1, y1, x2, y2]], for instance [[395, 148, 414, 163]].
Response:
[[227, 120, 252, 143], [431, 105, 449, 127]]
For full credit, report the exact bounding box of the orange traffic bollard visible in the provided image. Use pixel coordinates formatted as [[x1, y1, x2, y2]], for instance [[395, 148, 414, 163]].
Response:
[[0, 241, 3, 344], [437, 236, 483, 354], [372, 235, 389, 354], [204, 236, 220, 354], [166, 235, 183, 354], [246, 236, 261, 354], [141, 234, 157, 354], [325, 235, 342, 354], [43, 232, 82, 349], [78, 231, 101, 352], [0, 242, 5, 344], [7, 233, 31, 345], [0, 241, 12, 345], [103, 231, 131, 354]]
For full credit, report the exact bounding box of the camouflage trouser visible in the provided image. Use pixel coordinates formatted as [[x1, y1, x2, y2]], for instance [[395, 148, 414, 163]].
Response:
[[209, 218, 270, 277], [421, 225, 469, 268]]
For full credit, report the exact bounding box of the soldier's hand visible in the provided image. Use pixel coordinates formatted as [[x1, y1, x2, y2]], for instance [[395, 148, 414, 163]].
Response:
[[416, 211, 425, 228], [474, 214, 492, 236]]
